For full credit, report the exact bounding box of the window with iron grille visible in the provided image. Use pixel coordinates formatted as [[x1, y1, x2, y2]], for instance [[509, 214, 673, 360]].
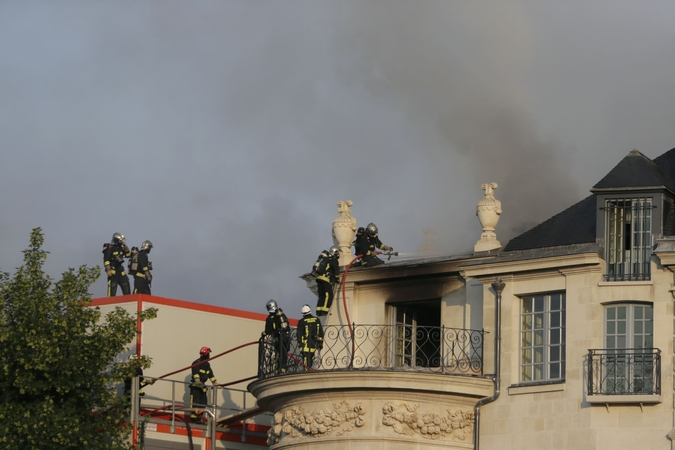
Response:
[[520, 293, 566, 382], [605, 198, 652, 281]]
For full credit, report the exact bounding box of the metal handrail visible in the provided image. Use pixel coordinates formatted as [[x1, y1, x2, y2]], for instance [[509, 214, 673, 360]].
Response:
[[131, 377, 269, 435], [258, 324, 485, 379], [587, 348, 661, 395]]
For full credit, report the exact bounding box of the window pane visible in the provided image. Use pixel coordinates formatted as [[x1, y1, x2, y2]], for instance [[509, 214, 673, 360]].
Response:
[[534, 347, 543, 363], [617, 321, 626, 334], [634, 336, 643, 348], [551, 295, 560, 311], [607, 322, 615, 334], [551, 311, 560, 328], [534, 330, 544, 346], [534, 364, 543, 380], [607, 307, 616, 320], [634, 307, 643, 320], [534, 297, 544, 312], [522, 365, 532, 381], [550, 346, 560, 362], [522, 331, 532, 347], [522, 315, 532, 330], [534, 313, 544, 329], [550, 330, 560, 345], [618, 307, 626, 320], [550, 363, 560, 379], [618, 336, 626, 348], [607, 336, 615, 348], [634, 321, 643, 334]]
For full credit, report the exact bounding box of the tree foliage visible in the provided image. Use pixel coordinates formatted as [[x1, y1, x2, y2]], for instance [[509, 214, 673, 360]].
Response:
[[0, 228, 157, 450]]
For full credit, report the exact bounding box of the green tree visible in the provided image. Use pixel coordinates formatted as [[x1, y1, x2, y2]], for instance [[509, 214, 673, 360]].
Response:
[[0, 228, 157, 449]]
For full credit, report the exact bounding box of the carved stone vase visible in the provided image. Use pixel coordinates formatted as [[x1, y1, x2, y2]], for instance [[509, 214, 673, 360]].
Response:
[[475, 182, 502, 252], [332, 200, 357, 266]]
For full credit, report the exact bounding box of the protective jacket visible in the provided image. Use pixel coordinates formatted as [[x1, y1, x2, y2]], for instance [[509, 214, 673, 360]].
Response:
[[124, 365, 146, 397], [354, 233, 390, 267], [264, 309, 290, 337], [315, 254, 339, 284], [102, 242, 131, 296], [133, 249, 152, 295], [192, 357, 217, 386], [297, 314, 324, 353]]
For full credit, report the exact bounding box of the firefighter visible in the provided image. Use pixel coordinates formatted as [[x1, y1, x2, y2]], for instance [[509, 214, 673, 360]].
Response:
[[123, 354, 153, 402], [131, 240, 153, 295], [314, 246, 340, 316], [190, 347, 218, 422], [353, 222, 393, 267], [261, 300, 290, 374], [297, 304, 323, 369], [103, 232, 131, 296]]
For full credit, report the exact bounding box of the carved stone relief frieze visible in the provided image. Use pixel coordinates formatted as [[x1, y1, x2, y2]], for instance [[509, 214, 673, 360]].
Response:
[[267, 401, 366, 446], [381, 402, 474, 441]]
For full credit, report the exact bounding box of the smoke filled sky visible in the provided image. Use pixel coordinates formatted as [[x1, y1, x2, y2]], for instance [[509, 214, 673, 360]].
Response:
[[2, 1, 675, 318]]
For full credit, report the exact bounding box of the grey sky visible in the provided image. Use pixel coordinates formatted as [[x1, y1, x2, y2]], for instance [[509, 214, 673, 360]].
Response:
[[2, 1, 675, 319]]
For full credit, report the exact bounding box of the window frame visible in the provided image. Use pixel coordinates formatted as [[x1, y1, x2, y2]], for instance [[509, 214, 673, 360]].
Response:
[[519, 292, 566, 384], [602, 196, 654, 281]]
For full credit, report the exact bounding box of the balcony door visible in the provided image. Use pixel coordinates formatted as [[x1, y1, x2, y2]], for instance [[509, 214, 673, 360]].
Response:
[[604, 303, 654, 394], [392, 300, 440, 369]]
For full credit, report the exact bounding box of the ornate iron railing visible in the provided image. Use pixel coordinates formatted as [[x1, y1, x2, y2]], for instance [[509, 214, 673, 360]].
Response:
[[258, 324, 485, 380], [587, 348, 660, 396]]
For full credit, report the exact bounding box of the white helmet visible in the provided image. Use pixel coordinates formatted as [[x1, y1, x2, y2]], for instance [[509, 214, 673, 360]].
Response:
[[266, 299, 278, 314], [301, 304, 311, 316]]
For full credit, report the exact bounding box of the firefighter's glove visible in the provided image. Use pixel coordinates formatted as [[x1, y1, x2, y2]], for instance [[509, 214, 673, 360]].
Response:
[[381, 245, 392, 251], [147, 378, 156, 385], [146, 272, 153, 282], [106, 269, 113, 277], [139, 391, 146, 397]]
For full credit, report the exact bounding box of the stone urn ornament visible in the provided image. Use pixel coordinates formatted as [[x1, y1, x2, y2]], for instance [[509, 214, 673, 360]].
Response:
[[332, 200, 357, 266], [474, 182, 502, 252]]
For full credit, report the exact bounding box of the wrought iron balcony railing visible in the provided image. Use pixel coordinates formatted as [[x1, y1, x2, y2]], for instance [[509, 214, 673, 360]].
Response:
[[257, 324, 485, 380], [587, 348, 660, 396]]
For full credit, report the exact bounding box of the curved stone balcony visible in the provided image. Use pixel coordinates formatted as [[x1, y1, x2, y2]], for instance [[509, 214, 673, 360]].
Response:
[[257, 324, 487, 378], [250, 325, 493, 449]]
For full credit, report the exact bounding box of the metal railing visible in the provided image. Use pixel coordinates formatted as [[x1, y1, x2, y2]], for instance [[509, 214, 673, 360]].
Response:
[[130, 377, 270, 443], [258, 324, 485, 379], [587, 348, 660, 396]]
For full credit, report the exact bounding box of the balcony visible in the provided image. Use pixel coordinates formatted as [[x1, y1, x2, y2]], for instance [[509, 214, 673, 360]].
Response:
[[586, 348, 661, 403], [257, 324, 485, 379]]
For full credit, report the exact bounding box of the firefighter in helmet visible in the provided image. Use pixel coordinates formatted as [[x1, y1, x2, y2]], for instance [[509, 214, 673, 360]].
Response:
[[313, 246, 340, 316], [353, 223, 393, 267], [261, 300, 290, 375], [190, 346, 218, 422], [103, 232, 131, 296], [131, 240, 153, 295], [297, 304, 323, 369]]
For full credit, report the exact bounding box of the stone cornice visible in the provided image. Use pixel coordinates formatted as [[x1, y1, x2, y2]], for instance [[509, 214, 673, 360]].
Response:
[[249, 371, 494, 411], [460, 253, 601, 279]]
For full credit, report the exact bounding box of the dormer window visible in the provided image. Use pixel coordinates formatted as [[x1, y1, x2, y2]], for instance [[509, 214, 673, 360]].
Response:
[[605, 197, 652, 281]]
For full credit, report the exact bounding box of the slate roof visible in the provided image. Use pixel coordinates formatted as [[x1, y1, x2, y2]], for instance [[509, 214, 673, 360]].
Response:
[[503, 195, 597, 251], [504, 147, 675, 252], [592, 149, 674, 192]]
